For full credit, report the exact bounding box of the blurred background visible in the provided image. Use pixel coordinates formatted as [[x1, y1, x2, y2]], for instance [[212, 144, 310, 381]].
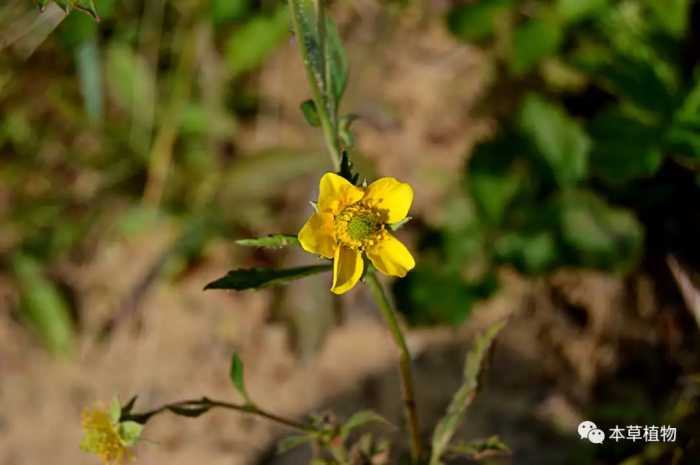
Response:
[[1, 0, 699, 464]]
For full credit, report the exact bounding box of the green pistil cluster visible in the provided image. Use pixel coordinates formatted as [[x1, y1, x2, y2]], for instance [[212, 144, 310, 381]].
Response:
[[335, 203, 386, 250]]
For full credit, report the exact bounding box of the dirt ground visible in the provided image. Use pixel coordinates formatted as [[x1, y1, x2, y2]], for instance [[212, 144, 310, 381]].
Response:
[[1, 3, 699, 465]]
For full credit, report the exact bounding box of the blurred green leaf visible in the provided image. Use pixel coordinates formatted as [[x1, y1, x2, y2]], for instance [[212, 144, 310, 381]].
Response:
[[236, 234, 300, 249], [429, 321, 507, 465], [494, 230, 558, 273], [204, 265, 332, 291], [589, 110, 664, 184], [395, 267, 497, 326], [510, 18, 564, 75], [518, 94, 591, 187], [277, 434, 314, 454], [597, 57, 677, 116], [446, 0, 512, 43], [229, 352, 250, 402], [448, 435, 510, 460], [340, 410, 391, 440], [557, 0, 608, 22], [105, 44, 155, 130], [647, 0, 690, 37], [212, 0, 250, 25], [300, 99, 321, 127], [468, 135, 532, 225], [225, 6, 289, 75], [12, 255, 74, 355], [557, 190, 643, 270], [76, 40, 103, 122]]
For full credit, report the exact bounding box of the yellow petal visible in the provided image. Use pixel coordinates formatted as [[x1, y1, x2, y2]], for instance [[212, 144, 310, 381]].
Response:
[[298, 213, 336, 259], [331, 246, 364, 294], [363, 177, 413, 223], [367, 234, 415, 278], [318, 172, 364, 215]]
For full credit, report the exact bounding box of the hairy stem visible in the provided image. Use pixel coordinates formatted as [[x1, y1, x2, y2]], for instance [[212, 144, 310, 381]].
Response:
[[365, 271, 423, 464], [287, 0, 341, 170]]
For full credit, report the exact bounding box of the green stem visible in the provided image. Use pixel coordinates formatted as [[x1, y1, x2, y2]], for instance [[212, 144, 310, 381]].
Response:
[[365, 271, 423, 464], [287, 0, 341, 170], [125, 397, 311, 432]]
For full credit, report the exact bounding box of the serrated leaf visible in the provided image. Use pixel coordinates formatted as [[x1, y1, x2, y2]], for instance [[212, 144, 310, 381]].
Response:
[[117, 421, 143, 447], [229, 352, 250, 402], [337, 151, 359, 185], [429, 321, 506, 465], [236, 234, 300, 249], [204, 265, 332, 291], [300, 99, 321, 127], [121, 396, 138, 417], [340, 410, 391, 439], [277, 434, 314, 454], [518, 94, 590, 187], [167, 404, 212, 418]]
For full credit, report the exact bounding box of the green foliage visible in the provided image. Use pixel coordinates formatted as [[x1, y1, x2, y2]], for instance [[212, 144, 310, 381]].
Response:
[[300, 99, 321, 127], [235, 235, 300, 249], [225, 5, 290, 75], [229, 352, 250, 403], [429, 321, 507, 465], [511, 19, 564, 75], [518, 94, 591, 187], [339, 410, 390, 440], [204, 265, 332, 291], [12, 255, 75, 355], [446, 0, 512, 43]]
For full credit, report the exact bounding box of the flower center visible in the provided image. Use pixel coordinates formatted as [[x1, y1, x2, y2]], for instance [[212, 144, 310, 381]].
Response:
[[335, 203, 386, 250]]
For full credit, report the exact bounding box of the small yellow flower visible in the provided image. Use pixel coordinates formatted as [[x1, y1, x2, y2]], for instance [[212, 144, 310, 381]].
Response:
[[299, 173, 416, 294], [80, 401, 141, 465]]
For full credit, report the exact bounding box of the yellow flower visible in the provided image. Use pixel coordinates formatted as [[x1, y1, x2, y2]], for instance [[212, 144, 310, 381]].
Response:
[[299, 173, 416, 294], [80, 401, 141, 465]]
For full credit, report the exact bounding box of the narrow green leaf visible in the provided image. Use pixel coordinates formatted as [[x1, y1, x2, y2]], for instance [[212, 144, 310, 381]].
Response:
[[337, 151, 359, 185], [12, 255, 75, 355], [429, 321, 507, 465], [300, 99, 321, 127], [340, 410, 391, 439], [236, 234, 300, 249], [229, 352, 250, 402], [448, 435, 510, 459], [288, 0, 325, 93], [117, 421, 143, 447], [389, 217, 412, 231], [74, 0, 99, 20], [277, 434, 314, 454], [167, 404, 212, 418], [324, 17, 348, 105], [204, 265, 332, 291]]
